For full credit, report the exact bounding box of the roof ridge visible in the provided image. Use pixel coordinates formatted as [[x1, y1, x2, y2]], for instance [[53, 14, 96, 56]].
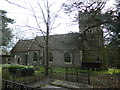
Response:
[[28, 39, 35, 50]]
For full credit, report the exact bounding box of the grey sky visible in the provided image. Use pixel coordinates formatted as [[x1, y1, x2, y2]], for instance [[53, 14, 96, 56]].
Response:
[[0, 0, 115, 40], [0, 0, 79, 40]]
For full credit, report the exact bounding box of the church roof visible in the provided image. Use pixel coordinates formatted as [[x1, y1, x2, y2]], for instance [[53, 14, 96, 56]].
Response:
[[11, 39, 33, 53], [11, 33, 81, 53], [31, 33, 80, 51]]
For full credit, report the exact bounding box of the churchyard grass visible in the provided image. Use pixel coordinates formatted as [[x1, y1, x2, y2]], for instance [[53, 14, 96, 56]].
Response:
[[35, 66, 120, 75]]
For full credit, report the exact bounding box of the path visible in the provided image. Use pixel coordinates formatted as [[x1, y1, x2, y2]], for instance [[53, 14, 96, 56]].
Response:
[[31, 77, 93, 89]]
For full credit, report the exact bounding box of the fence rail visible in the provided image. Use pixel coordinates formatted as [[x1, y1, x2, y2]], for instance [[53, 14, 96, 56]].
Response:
[[1, 79, 41, 90], [1, 66, 119, 88], [49, 66, 120, 88], [49, 66, 91, 84]]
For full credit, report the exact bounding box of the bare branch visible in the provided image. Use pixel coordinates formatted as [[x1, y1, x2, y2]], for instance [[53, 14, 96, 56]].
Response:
[[50, 23, 61, 31], [49, 0, 56, 8], [29, 1, 46, 38], [37, 1, 47, 24], [5, 0, 31, 11]]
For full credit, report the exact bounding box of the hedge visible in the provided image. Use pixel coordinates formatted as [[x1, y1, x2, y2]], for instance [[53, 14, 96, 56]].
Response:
[[8, 65, 34, 77]]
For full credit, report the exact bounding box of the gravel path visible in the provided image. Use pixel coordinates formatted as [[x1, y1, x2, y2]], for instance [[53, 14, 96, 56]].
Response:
[[30, 76, 92, 89], [42, 85, 69, 89], [30, 76, 56, 88], [30, 76, 70, 89]]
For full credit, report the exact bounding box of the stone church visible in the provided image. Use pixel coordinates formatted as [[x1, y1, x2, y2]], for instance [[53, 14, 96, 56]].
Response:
[[10, 10, 107, 70], [11, 30, 104, 69], [11, 33, 81, 67]]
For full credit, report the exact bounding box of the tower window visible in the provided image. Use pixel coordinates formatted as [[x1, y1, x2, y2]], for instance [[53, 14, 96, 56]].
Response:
[[64, 52, 72, 63]]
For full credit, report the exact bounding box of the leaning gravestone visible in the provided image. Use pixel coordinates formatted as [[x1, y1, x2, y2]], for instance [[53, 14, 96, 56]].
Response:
[[2, 67, 10, 80]]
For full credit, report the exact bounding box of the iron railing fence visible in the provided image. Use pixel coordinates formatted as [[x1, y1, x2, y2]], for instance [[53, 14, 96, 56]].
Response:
[[2, 65, 119, 88], [48, 66, 120, 88], [49, 66, 91, 84], [1, 79, 41, 90]]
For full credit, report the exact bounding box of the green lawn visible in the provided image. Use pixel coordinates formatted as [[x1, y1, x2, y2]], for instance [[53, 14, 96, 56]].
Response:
[[96, 69, 120, 74], [2, 64, 34, 68], [2, 65, 120, 78], [0, 64, 2, 77], [34, 66, 45, 75], [0, 64, 2, 72], [35, 66, 120, 75]]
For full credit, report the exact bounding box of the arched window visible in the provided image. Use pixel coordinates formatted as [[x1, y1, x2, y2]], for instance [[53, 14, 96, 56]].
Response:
[[64, 52, 71, 63], [18, 58, 20, 64], [33, 52, 38, 61], [49, 52, 53, 62], [8, 58, 11, 64]]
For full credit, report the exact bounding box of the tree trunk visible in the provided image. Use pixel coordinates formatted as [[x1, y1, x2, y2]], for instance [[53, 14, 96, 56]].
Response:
[[45, 0, 50, 76], [45, 22, 49, 76]]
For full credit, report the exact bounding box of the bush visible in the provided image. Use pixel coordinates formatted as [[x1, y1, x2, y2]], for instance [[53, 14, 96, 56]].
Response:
[[19, 68, 34, 76], [8, 65, 34, 77], [8, 66, 20, 75]]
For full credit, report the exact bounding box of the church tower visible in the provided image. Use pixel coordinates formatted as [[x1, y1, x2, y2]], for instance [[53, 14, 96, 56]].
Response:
[[78, 11, 105, 70]]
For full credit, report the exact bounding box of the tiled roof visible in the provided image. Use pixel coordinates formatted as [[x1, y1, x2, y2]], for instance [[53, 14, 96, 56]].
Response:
[[34, 33, 80, 50], [11, 33, 80, 53], [11, 39, 33, 53]]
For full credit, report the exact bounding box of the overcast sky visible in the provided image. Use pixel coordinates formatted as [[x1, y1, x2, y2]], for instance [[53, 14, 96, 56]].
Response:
[[0, 0, 79, 40], [0, 0, 116, 41]]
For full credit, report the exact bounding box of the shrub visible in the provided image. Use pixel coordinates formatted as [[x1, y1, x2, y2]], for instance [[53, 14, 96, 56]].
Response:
[[8, 65, 34, 77], [8, 65, 23, 75], [19, 68, 34, 76]]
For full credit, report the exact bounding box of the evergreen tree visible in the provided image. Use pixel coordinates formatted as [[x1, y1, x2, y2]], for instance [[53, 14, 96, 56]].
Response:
[[108, 1, 120, 48], [104, 1, 120, 68], [0, 10, 14, 46]]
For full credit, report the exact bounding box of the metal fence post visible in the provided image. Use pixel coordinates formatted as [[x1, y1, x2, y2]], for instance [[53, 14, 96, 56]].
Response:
[[26, 86, 29, 90], [88, 69, 91, 84], [12, 82, 15, 90], [20, 85, 24, 90], [4, 80, 8, 90], [65, 67, 68, 81], [50, 67, 52, 74], [76, 68, 78, 82]]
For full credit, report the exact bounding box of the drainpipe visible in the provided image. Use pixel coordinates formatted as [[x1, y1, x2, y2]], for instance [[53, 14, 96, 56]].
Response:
[[78, 11, 84, 67]]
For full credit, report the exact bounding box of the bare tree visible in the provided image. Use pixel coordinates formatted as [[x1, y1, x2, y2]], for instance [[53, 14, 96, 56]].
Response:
[[5, 0, 65, 76]]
